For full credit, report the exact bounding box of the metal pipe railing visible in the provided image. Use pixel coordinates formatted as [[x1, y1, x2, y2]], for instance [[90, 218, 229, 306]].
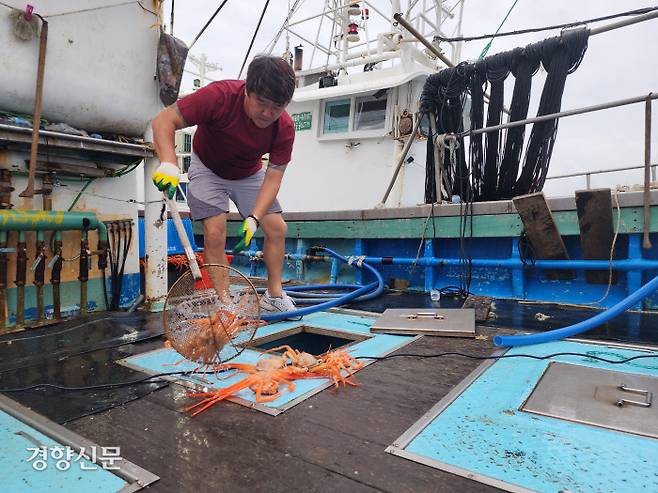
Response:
[[589, 9, 658, 35], [393, 12, 454, 68], [379, 114, 425, 205], [0, 123, 151, 154], [0, 211, 109, 329], [234, 249, 658, 272], [459, 92, 658, 137], [296, 51, 400, 77], [546, 163, 658, 182], [644, 95, 653, 248], [0, 210, 107, 239]]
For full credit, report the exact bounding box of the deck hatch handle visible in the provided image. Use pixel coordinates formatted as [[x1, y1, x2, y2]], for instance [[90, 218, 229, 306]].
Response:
[[404, 312, 445, 320], [616, 383, 652, 408]]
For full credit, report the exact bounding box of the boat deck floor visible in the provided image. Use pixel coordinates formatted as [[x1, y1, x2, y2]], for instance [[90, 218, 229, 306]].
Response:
[[3, 292, 658, 492]]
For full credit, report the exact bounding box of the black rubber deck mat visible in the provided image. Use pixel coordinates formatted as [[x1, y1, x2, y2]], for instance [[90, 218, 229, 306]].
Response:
[[0, 312, 167, 424], [0, 312, 163, 373], [349, 291, 658, 346], [346, 289, 465, 313], [483, 299, 658, 345]]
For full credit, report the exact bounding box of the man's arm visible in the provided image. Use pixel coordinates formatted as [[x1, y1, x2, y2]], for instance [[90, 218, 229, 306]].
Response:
[[152, 105, 188, 164], [251, 165, 286, 219]]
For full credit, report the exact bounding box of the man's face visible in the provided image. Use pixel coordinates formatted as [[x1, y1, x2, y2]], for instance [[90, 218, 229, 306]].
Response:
[[244, 90, 287, 128]]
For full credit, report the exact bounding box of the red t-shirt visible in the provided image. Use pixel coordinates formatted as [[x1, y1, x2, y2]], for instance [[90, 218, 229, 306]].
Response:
[[177, 80, 295, 180]]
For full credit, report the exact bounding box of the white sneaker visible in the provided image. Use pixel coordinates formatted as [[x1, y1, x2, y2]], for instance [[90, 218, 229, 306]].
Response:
[[260, 290, 296, 313]]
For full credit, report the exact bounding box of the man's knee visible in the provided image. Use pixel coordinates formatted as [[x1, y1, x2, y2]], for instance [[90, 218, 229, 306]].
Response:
[[204, 234, 226, 252], [263, 215, 287, 240], [203, 216, 227, 251]]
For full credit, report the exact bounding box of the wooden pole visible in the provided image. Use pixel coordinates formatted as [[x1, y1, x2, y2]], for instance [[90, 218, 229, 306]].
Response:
[[20, 17, 48, 198]]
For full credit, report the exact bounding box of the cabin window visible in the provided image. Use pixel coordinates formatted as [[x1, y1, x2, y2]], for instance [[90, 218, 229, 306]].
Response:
[[320, 90, 390, 138], [323, 99, 351, 134], [181, 156, 191, 173], [354, 94, 387, 131], [183, 133, 192, 153], [176, 182, 188, 203]]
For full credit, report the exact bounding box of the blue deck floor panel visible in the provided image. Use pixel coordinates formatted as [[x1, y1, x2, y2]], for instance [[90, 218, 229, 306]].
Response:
[[122, 311, 413, 413], [399, 340, 658, 493], [0, 409, 128, 493]]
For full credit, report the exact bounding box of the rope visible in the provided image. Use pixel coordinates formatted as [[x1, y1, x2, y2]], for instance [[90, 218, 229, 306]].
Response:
[[347, 255, 366, 267], [591, 190, 621, 305], [408, 202, 436, 281], [237, 0, 271, 79], [436, 5, 658, 43], [67, 179, 95, 211], [63, 188, 151, 205], [479, 0, 520, 59], [189, 0, 230, 50], [423, 27, 590, 202], [515, 28, 589, 194]]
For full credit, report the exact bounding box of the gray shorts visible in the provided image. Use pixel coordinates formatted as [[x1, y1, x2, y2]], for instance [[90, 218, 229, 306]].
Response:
[[186, 153, 282, 221]]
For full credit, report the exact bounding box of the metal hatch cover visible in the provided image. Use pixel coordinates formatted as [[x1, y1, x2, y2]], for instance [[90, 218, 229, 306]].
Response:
[[370, 308, 475, 337], [521, 362, 658, 439]]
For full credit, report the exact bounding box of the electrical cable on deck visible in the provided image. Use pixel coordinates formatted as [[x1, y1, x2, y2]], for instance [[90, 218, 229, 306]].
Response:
[[3, 351, 656, 393]]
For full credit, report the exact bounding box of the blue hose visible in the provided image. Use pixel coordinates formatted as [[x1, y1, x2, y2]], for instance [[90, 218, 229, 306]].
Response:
[[494, 274, 658, 347], [260, 246, 385, 323]]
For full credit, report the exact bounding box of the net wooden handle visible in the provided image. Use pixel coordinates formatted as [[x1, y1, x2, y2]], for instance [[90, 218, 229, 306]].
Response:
[[164, 194, 202, 281]]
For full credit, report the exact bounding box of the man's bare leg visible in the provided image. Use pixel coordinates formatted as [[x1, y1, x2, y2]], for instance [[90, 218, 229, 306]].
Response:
[[259, 213, 287, 297], [201, 213, 230, 299]]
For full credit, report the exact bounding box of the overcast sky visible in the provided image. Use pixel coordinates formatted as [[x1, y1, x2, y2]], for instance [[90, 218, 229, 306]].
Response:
[[163, 0, 658, 195]]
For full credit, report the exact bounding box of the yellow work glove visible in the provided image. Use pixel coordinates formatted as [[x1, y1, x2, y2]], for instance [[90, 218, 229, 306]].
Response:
[[233, 215, 259, 254], [152, 161, 180, 199]]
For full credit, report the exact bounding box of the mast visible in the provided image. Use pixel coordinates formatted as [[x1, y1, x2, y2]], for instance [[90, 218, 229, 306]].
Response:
[[266, 0, 466, 80]]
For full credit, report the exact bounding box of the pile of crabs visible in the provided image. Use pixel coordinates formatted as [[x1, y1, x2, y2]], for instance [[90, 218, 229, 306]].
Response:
[[165, 303, 364, 416], [176, 343, 363, 417]]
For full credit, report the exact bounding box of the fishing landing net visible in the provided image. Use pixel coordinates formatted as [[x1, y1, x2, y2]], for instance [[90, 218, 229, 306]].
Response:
[[163, 264, 261, 366]]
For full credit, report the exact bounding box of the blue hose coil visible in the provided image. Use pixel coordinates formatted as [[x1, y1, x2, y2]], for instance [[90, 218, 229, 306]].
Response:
[[494, 274, 658, 347], [260, 246, 385, 323]]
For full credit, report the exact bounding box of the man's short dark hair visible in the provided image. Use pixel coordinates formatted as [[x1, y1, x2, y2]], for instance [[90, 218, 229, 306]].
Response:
[[246, 55, 296, 106]]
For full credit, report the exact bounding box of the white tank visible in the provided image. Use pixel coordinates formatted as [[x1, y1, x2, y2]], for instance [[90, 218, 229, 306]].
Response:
[[0, 1, 163, 136]]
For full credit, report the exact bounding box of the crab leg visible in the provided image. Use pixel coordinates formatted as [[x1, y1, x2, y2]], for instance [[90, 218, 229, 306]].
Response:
[[182, 376, 256, 415]]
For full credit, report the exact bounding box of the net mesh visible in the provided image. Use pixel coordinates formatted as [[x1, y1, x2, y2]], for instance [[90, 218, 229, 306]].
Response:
[[163, 264, 261, 365]]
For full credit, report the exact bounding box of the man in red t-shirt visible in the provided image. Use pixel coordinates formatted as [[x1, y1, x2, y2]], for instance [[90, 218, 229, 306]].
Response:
[[151, 56, 297, 313]]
